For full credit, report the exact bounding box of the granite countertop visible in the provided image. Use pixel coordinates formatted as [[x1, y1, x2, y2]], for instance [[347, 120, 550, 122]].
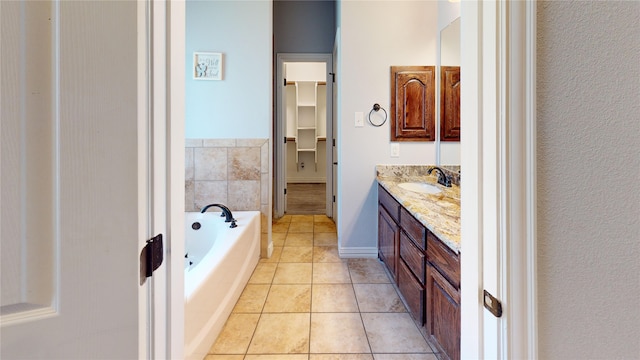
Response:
[[376, 165, 461, 254]]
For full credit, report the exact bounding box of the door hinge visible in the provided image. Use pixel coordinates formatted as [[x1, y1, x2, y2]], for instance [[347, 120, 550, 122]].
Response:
[[284, 188, 287, 195], [329, 72, 335, 83], [333, 195, 336, 203], [284, 77, 287, 86], [332, 138, 335, 147], [284, 136, 287, 144], [483, 290, 503, 318], [140, 234, 163, 284]]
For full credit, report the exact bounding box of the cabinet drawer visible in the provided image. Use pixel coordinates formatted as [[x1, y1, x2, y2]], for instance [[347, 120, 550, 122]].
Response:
[[427, 232, 460, 289], [398, 260, 425, 325], [378, 185, 400, 223], [400, 231, 425, 285], [400, 207, 426, 250]]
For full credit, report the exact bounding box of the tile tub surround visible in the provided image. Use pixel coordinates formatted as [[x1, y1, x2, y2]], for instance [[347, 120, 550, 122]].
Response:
[[186, 138, 270, 255], [376, 165, 461, 253]]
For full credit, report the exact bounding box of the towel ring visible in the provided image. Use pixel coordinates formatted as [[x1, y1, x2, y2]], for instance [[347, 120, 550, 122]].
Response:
[[367, 103, 387, 127]]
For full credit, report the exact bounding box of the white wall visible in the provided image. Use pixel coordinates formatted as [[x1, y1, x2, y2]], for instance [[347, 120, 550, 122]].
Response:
[[185, 1, 271, 139], [338, 1, 437, 252], [537, 1, 640, 358]]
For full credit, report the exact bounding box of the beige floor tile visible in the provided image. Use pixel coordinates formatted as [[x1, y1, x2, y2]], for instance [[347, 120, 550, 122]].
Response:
[[260, 246, 282, 263], [310, 355, 373, 360], [210, 313, 260, 354], [289, 221, 314, 233], [248, 262, 278, 284], [313, 246, 344, 263], [246, 355, 309, 360], [310, 313, 371, 353], [273, 263, 313, 284], [348, 259, 391, 284], [233, 284, 270, 313], [313, 215, 334, 223], [291, 215, 314, 223], [314, 232, 338, 246], [361, 313, 431, 353], [204, 355, 244, 360], [312, 284, 359, 312], [274, 215, 292, 224], [313, 262, 352, 284], [272, 232, 287, 247], [280, 246, 314, 263], [263, 284, 311, 313], [314, 222, 337, 233], [247, 313, 310, 354], [373, 354, 437, 360], [285, 232, 314, 247], [272, 222, 291, 233], [353, 284, 406, 313]]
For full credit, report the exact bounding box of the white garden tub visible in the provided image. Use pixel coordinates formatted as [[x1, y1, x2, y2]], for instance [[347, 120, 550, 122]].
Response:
[[183, 210, 260, 360]]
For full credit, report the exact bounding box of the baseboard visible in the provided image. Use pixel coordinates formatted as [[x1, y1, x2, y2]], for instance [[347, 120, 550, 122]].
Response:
[[338, 246, 378, 258]]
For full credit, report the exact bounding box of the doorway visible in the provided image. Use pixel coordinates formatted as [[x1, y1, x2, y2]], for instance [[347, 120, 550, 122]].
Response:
[[275, 54, 334, 218]]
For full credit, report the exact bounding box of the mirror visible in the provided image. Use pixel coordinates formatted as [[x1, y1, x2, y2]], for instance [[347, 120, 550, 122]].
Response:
[[438, 17, 461, 165]]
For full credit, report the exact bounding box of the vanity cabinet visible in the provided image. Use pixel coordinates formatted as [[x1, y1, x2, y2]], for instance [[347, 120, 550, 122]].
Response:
[[377, 184, 461, 360], [378, 185, 400, 281]]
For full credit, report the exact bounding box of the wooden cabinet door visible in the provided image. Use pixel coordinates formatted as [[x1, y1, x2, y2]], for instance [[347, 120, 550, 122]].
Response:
[[440, 66, 460, 141], [426, 264, 461, 360], [390, 66, 436, 141], [378, 204, 399, 280]]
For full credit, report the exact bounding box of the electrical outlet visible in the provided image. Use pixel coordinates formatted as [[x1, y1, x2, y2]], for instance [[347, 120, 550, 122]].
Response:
[[355, 112, 364, 127], [390, 143, 400, 157]]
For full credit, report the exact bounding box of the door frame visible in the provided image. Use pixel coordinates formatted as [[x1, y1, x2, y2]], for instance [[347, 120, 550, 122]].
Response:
[[274, 53, 334, 218], [460, 1, 537, 358], [141, 1, 185, 359]]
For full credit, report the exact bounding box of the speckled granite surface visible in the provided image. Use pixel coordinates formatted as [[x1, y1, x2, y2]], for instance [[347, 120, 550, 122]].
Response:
[[376, 165, 461, 253]]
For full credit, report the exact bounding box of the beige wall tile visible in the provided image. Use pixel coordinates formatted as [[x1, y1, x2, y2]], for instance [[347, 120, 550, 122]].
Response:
[[185, 147, 194, 180], [195, 147, 227, 180], [228, 180, 260, 210], [194, 181, 227, 210], [237, 138, 267, 147], [229, 147, 261, 180], [261, 141, 269, 173], [185, 138, 203, 147], [185, 180, 196, 212], [203, 139, 236, 147]]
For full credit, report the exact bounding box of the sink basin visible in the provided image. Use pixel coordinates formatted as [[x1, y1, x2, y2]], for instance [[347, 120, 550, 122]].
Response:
[[398, 182, 441, 195]]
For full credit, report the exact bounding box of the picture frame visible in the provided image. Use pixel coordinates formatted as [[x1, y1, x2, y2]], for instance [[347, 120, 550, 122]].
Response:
[[193, 52, 223, 80]]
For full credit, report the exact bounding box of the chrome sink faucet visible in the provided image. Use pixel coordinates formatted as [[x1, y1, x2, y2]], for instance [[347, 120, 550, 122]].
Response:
[[428, 166, 452, 187], [201, 203, 237, 228]]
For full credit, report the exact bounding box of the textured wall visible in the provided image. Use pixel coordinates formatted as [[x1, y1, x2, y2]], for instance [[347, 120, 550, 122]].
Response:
[[537, 1, 640, 358]]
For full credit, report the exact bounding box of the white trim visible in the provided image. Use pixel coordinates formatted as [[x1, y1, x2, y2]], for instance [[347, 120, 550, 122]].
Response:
[[461, 1, 537, 358], [275, 53, 333, 219], [338, 247, 378, 259]]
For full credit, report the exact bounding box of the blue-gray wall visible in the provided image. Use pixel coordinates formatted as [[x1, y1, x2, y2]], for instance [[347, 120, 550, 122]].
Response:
[[274, 0, 336, 54]]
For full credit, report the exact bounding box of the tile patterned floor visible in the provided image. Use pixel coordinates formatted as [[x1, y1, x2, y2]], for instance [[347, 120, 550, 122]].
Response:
[[205, 215, 437, 360]]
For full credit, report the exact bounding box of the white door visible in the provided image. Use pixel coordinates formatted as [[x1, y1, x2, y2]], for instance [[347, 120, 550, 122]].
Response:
[[1, 2, 157, 358]]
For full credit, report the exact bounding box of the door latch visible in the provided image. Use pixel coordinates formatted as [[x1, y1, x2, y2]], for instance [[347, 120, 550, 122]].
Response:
[[483, 290, 503, 318]]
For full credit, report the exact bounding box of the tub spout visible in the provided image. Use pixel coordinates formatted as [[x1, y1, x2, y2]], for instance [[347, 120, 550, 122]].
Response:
[[200, 203, 237, 228]]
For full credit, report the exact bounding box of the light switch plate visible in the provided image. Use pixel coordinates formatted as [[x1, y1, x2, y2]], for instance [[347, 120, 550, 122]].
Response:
[[390, 143, 400, 157], [355, 112, 364, 127]]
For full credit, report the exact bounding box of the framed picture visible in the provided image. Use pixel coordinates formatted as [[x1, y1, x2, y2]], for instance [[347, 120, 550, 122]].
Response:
[[193, 52, 223, 80]]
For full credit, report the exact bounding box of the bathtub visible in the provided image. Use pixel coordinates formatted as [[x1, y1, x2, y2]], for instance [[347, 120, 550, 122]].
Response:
[[184, 210, 261, 360]]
